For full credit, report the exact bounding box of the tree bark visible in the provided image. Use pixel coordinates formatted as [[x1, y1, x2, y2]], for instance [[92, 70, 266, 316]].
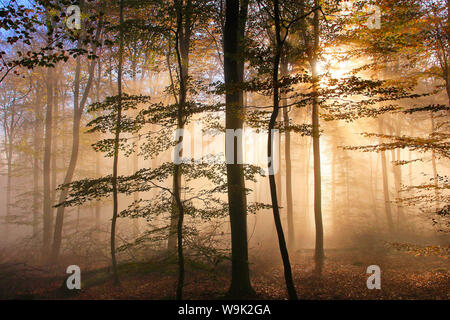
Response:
[[391, 146, 403, 230], [269, 0, 298, 300], [430, 112, 440, 212], [281, 56, 295, 250], [168, 0, 192, 255], [331, 141, 337, 236], [51, 81, 58, 241], [50, 12, 103, 263], [379, 119, 394, 234], [42, 37, 54, 261], [110, 0, 124, 286], [33, 88, 43, 238], [171, 0, 192, 300]]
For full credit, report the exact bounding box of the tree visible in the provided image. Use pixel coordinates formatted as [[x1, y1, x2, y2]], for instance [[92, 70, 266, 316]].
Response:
[[50, 0, 104, 264], [110, 0, 125, 285], [42, 10, 54, 260], [266, 0, 298, 300], [223, 0, 255, 298], [0, 75, 27, 240]]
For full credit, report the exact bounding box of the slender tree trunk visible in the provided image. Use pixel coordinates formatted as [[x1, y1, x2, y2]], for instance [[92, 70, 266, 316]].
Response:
[[5, 132, 12, 241], [310, 2, 324, 271], [275, 131, 282, 206], [391, 146, 403, 230], [281, 57, 295, 250], [345, 154, 350, 214], [110, 0, 124, 286], [132, 145, 140, 237], [174, 163, 185, 300], [311, 73, 324, 267], [42, 42, 54, 261], [50, 13, 103, 263], [430, 112, 440, 212], [224, 0, 254, 298], [50, 82, 58, 241], [269, 0, 298, 300], [171, 0, 192, 300], [331, 142, 337, 236], [168, 0, 192, 254], [370, 154, 379, 226], [33, 89, 42, 238], [379, 119, 394, 234], [129, 49, 140, 238], [304, 133, 311, 240], [95, 151, 101, 231], [95, 52, 102, 232]]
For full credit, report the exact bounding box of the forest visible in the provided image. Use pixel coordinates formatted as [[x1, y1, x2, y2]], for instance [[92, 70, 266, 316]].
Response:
[[0, 0, 448, 302]]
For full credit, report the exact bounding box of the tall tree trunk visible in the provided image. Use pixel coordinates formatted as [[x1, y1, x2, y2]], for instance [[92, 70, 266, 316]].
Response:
[[331, 142, 337, 236], [281, 57, 295, 250], [50, 12, 103, 263], [224, 0, 254, 298], [304, 132, 311, 241], [275, 130, 282, 207], [370, 154, 379, 227], [379, 119, 394, 234], [95, 151, 101, 231], [430, 112, 440, 212], [391, 147, 403, 231], [130, 48, 140, 238], [51, 82, 58, 241], [269, 0, 298, 300], [5, 129, 12, 241], [168, 0, 191, 254], [171, 0, 192, 300], [310, 1, 324, 271], [42, 32, 54, 261], [132, 145, 140, 237], [110, 0, 124, 286], [33, 89, 42, 238], [95, 52, 102, 232]]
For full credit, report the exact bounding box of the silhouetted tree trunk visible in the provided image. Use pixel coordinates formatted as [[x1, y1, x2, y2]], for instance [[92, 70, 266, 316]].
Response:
[[3, 96, 17, 241], [42, 18, 54, 260], [379, 119, 394, 234], [430, 111, 439, 212], [129, 44, 140, 238], [268, 0, 298, 300], [33, 88, 43, 238], [110, 0, 124, 286], [310, 0, 324, 271], [224, 0, 254, 298], [168, 0, 192, 255], [304, 133, 311, 240], [331, 141, 337, 235], [171, 0, 193, 300]]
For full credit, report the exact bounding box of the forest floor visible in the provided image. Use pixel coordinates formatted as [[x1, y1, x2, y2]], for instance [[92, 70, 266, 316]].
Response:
[[0, 245, 448, 300]]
